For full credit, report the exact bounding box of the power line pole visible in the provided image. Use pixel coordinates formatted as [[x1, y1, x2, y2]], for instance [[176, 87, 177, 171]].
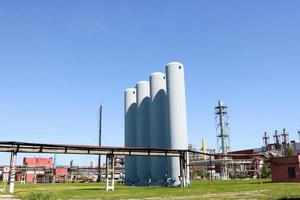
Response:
[[97, 105, 102, 182]]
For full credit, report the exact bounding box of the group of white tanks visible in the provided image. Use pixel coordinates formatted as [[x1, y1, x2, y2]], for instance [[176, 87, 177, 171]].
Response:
[[124, 62, 189, 186]]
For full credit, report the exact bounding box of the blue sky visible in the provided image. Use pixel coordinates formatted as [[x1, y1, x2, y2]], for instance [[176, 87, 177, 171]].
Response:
[[1, 1, 300, 165]]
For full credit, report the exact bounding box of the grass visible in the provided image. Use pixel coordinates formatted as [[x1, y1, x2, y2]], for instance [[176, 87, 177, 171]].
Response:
[[11, 179, 300, 199]]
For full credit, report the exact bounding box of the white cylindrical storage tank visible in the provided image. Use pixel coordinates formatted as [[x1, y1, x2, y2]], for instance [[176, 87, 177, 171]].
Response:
[[124, 88, 137, 185], [136, 81, 151, 185], [166, 61, 189, 186], [150, 72, 169, 184]]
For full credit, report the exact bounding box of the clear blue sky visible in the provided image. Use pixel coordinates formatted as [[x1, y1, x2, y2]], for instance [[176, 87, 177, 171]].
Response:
[[1, 1, 300, 165]]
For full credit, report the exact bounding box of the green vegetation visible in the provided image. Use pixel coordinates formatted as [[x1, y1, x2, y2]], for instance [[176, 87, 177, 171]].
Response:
[[261, 163, 271, 178], [12, 179, 300, 200], [195, 167, 205, 178], [25, 192, 57, 200], [286, 147, 294, 156]]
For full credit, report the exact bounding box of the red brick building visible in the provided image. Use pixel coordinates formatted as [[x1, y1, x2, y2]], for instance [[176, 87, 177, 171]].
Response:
[[55, 167, 68, 182], [270, 155, 300, 183], [23, 157, 53, 183], [23, 157, 53, 168]]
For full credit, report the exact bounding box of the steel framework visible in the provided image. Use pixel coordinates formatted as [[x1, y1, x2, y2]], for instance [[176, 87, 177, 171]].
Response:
[[215, 100, 231, 179], [0, 141, 188, 193], [0, 141, 269, 193]]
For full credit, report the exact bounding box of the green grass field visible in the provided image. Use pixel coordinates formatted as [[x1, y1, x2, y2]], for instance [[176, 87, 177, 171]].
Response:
[[9, 179, 300, 199]]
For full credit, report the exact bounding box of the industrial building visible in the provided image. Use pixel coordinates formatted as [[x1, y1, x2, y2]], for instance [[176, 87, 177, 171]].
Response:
[[0, 156, 125, 184], [270, 155, 300, 182], [189, 131, 300, 181], [189, 149, 261, 180], [22, 157, 54, 183], [188, 100, 300, 181]]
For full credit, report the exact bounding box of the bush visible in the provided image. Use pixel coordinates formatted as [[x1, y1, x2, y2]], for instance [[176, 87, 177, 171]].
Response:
[[26, 192, 57, 200], [261, 163, 270, 178], [195, 167, 205, 178], [286, 147, 294, 156]]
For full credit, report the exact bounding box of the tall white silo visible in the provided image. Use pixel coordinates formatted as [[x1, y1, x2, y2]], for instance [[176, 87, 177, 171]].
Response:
[[136, 81, 151, 185], [150, 72, 169, 184], [124, 88, 137, 185], [166, 62, 189, 186]]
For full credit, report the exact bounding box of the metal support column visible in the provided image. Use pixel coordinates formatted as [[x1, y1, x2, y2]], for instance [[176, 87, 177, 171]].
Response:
[[8, 152, 13, 185], [9, 151, 17, 194], [179, 154, 183, 187], [186, 152, 190, 185], [105, 154, 115, 191], [209, 155, 212, 180], [179, 152, 188, 188]]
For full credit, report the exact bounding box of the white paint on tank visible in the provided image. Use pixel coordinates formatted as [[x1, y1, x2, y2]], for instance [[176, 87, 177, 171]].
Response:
[[166, 62, 189, 186], [124, 88, 137, 185], [150, 72, 169, 184], [136, 81, 151, 185]]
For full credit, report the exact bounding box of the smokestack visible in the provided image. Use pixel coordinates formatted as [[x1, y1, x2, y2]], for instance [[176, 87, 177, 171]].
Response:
[[166, 62, 189, 186], [263, 132, 269, 150], [136, 81, 151, 185], [202, 138, 207, 160], [124, 88, 137, 185], [150, 72, 169, 184]]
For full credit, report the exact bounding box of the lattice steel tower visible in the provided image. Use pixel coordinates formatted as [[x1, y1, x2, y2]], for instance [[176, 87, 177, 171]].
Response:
[[215, 100, 230, 180], [215, 100, 231, 154]]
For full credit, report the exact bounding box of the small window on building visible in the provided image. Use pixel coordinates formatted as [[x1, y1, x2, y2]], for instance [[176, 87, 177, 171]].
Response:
[[288, 167, 296, 178]]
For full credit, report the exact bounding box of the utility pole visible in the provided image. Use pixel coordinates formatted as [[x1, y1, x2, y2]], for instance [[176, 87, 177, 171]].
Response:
[[97, 105, 102, 182]]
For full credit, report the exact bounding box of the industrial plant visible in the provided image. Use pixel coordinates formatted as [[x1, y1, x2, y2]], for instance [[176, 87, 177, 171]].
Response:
[[0, 61, 300, 196], [1, 0, 300, 198]]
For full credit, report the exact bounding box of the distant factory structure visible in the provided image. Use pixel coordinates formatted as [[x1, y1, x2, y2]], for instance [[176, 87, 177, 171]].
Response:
[[262, 129, 300, 156], [259, 129, 300, 182], [0, 156, 125, 184], [124, 62, 189, 186], [188, 100, 300, 182]]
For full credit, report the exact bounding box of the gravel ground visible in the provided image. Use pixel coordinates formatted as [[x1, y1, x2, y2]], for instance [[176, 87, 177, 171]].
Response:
[[0, 195, 20, 200]]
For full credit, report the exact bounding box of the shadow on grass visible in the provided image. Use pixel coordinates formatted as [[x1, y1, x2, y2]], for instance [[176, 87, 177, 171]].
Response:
[[76, 188, 107, 191], [249, 180, 273, 184], [276, 198, 300, 200]]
